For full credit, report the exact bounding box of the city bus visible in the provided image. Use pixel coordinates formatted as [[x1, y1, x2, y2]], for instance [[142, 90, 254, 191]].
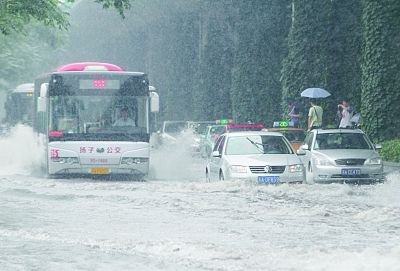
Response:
[[33, 62, 159, 179], [4, 83, 34, 126]]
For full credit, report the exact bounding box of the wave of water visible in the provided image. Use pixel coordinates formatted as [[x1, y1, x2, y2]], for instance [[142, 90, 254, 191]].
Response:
[[0, 124, 45, 176], [1, 127, 399, 270]]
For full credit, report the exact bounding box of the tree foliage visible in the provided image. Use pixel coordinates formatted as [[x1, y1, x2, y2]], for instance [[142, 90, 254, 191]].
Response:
[[360, 0, 400, 141], [0, 0, 131, 35], [192, 0, 235, 121], [281, 0, 331, 125], [1, 0, 400, 139], [231, 0, 290, 125]]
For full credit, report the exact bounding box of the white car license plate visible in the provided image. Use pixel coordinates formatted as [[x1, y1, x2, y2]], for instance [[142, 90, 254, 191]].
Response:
[[341, 168, 361, 176], [258, 176, 280, 184]]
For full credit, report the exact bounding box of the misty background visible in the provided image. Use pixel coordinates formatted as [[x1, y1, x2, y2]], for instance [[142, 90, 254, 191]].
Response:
[[0, 0, 399, 142]]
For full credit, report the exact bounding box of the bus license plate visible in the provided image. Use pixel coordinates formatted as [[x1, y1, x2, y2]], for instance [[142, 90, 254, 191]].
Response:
[[91, 167, 110, 175], [258, 176, 280, 184], [341, 168, 361, 176]]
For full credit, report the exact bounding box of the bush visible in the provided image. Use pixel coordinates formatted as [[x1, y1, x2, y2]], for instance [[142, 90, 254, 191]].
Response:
[[380, 140, 400, 162]]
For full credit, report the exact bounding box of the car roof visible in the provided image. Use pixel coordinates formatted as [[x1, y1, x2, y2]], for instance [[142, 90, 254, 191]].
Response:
[[311, 128, 365, 134], [222, 131, 284, 137], [263, 128, 305, 132]]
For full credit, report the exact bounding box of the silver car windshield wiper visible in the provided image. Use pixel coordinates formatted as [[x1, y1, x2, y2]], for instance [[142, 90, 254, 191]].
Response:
[[246, 137, 264, 153]]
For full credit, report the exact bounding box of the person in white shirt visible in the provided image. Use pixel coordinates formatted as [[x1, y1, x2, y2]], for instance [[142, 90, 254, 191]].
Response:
[[337, 99, 352, 128], [113, 108, 136, 127]]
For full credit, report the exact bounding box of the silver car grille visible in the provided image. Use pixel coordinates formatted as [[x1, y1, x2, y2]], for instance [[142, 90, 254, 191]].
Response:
[[335, 159, 365, 166], [249, 166, 286, 174]]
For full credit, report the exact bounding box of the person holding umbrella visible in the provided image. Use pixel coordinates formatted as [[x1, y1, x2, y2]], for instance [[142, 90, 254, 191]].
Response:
[[300, 87, 330, 131], [307, 99, 323, 130]]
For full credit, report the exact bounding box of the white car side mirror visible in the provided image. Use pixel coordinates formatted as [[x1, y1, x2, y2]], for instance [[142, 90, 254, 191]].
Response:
[[211, 151, 221, 158], [300, 144, 309, 150], [297, 149, 306, 155]]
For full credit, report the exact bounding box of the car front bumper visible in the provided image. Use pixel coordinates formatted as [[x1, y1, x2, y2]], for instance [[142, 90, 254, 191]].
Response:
[[228, 171, 304, 184], [312, 164, 385, 184]]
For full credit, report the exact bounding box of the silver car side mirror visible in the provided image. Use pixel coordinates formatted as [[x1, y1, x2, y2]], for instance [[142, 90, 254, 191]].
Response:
[[374, 144, 382, 150]]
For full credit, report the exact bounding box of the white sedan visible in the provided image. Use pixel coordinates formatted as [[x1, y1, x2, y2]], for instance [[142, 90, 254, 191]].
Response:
[[206, 131, 305, 184]]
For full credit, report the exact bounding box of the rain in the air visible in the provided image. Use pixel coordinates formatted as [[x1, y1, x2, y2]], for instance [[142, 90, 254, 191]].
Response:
[[0, 1, 399, 270]]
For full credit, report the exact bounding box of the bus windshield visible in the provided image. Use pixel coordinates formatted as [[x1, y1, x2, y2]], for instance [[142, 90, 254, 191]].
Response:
[[49, 95, 148, 137], [44, 72, 150, 140]]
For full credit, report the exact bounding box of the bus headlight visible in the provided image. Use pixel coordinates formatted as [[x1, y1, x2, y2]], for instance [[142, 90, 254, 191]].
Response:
[[51, 157, 79, 164], [121, 157, 149, 165]]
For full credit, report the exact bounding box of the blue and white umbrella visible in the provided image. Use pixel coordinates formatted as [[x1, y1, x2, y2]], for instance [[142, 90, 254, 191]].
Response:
[[301, 88, 331, 98]]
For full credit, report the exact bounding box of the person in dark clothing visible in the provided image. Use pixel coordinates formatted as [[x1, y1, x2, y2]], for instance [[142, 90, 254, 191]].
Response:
[[287, 99, 301, 128]]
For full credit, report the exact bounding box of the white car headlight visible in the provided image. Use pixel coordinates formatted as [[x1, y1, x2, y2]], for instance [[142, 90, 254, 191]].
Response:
[[230, 165, 248, 173], [288, 164, 303, 173], [365, 157, 382, 165]]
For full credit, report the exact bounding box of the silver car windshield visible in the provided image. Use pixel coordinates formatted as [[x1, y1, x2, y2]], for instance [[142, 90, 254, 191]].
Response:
[[226, 135, 292, 155], [315, 133, 373, 150]]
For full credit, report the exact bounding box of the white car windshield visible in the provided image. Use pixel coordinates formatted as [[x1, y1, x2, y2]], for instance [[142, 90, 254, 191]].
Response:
[[226, 135, 292, 155], [315, 133, 373, 150]]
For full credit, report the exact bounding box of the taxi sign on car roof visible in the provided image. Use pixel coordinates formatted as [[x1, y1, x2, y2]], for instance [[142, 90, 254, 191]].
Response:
[[273, 121, 295, 128], [216, 119, 233, 125], [226, 123, 264, 131]]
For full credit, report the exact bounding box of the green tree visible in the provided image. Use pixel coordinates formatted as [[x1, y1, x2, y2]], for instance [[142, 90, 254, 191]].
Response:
[[326, 0, 362, 120], [0, 24, 65, 88], [232, 0, 291, 125], [361, 0, 400, 141], [0, 0, 131, 35], [281, 0, 332, 127], [193, 0, 235, 121]]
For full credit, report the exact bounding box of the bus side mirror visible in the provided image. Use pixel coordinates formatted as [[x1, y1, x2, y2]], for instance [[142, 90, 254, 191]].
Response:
[[40, 83, 48, 97], [150, 91, 159, 113], [37, 83, 48, 112]]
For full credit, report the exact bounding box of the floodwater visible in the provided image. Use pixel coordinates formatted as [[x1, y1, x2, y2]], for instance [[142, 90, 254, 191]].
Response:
[[0, 125, 399, 271]]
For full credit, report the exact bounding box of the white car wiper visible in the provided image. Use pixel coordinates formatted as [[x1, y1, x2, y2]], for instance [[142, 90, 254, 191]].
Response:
[[246, 137, 264, 153]]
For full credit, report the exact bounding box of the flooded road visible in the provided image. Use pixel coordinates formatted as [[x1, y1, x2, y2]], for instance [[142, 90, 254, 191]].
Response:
[[0, 126, 399, 271]]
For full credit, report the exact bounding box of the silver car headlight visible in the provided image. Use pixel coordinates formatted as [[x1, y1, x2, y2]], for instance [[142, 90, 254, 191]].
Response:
[[364, 157, 382, 165], [288, 164, 303, 173], [230, 165, 248, 173], [51, 157, 79, 164], [313, 157, 334, 166], [121, 157, 149, 165]]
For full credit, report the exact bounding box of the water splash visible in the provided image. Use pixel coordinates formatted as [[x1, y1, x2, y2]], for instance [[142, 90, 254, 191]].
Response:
[[0, 124, 45, 176]]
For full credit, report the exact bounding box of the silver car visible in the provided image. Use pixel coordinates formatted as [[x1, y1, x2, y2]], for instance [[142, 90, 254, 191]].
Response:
[[206, 131, 305, 184], [299, 129, 385, 184]]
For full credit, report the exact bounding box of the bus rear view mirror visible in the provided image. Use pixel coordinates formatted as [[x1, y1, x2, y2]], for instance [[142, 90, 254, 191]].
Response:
[[150, 91, 159, 113], [37, 83, 48, 112], [40, 83, 48, 97]]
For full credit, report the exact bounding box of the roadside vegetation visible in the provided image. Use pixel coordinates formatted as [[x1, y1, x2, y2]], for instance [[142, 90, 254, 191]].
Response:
[[0, 0, 399, 143], [380, 140, 400, 163]]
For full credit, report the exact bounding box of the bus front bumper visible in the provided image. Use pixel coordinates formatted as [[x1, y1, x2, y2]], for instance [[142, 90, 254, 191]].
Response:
[[48, 162, 149, 178]]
